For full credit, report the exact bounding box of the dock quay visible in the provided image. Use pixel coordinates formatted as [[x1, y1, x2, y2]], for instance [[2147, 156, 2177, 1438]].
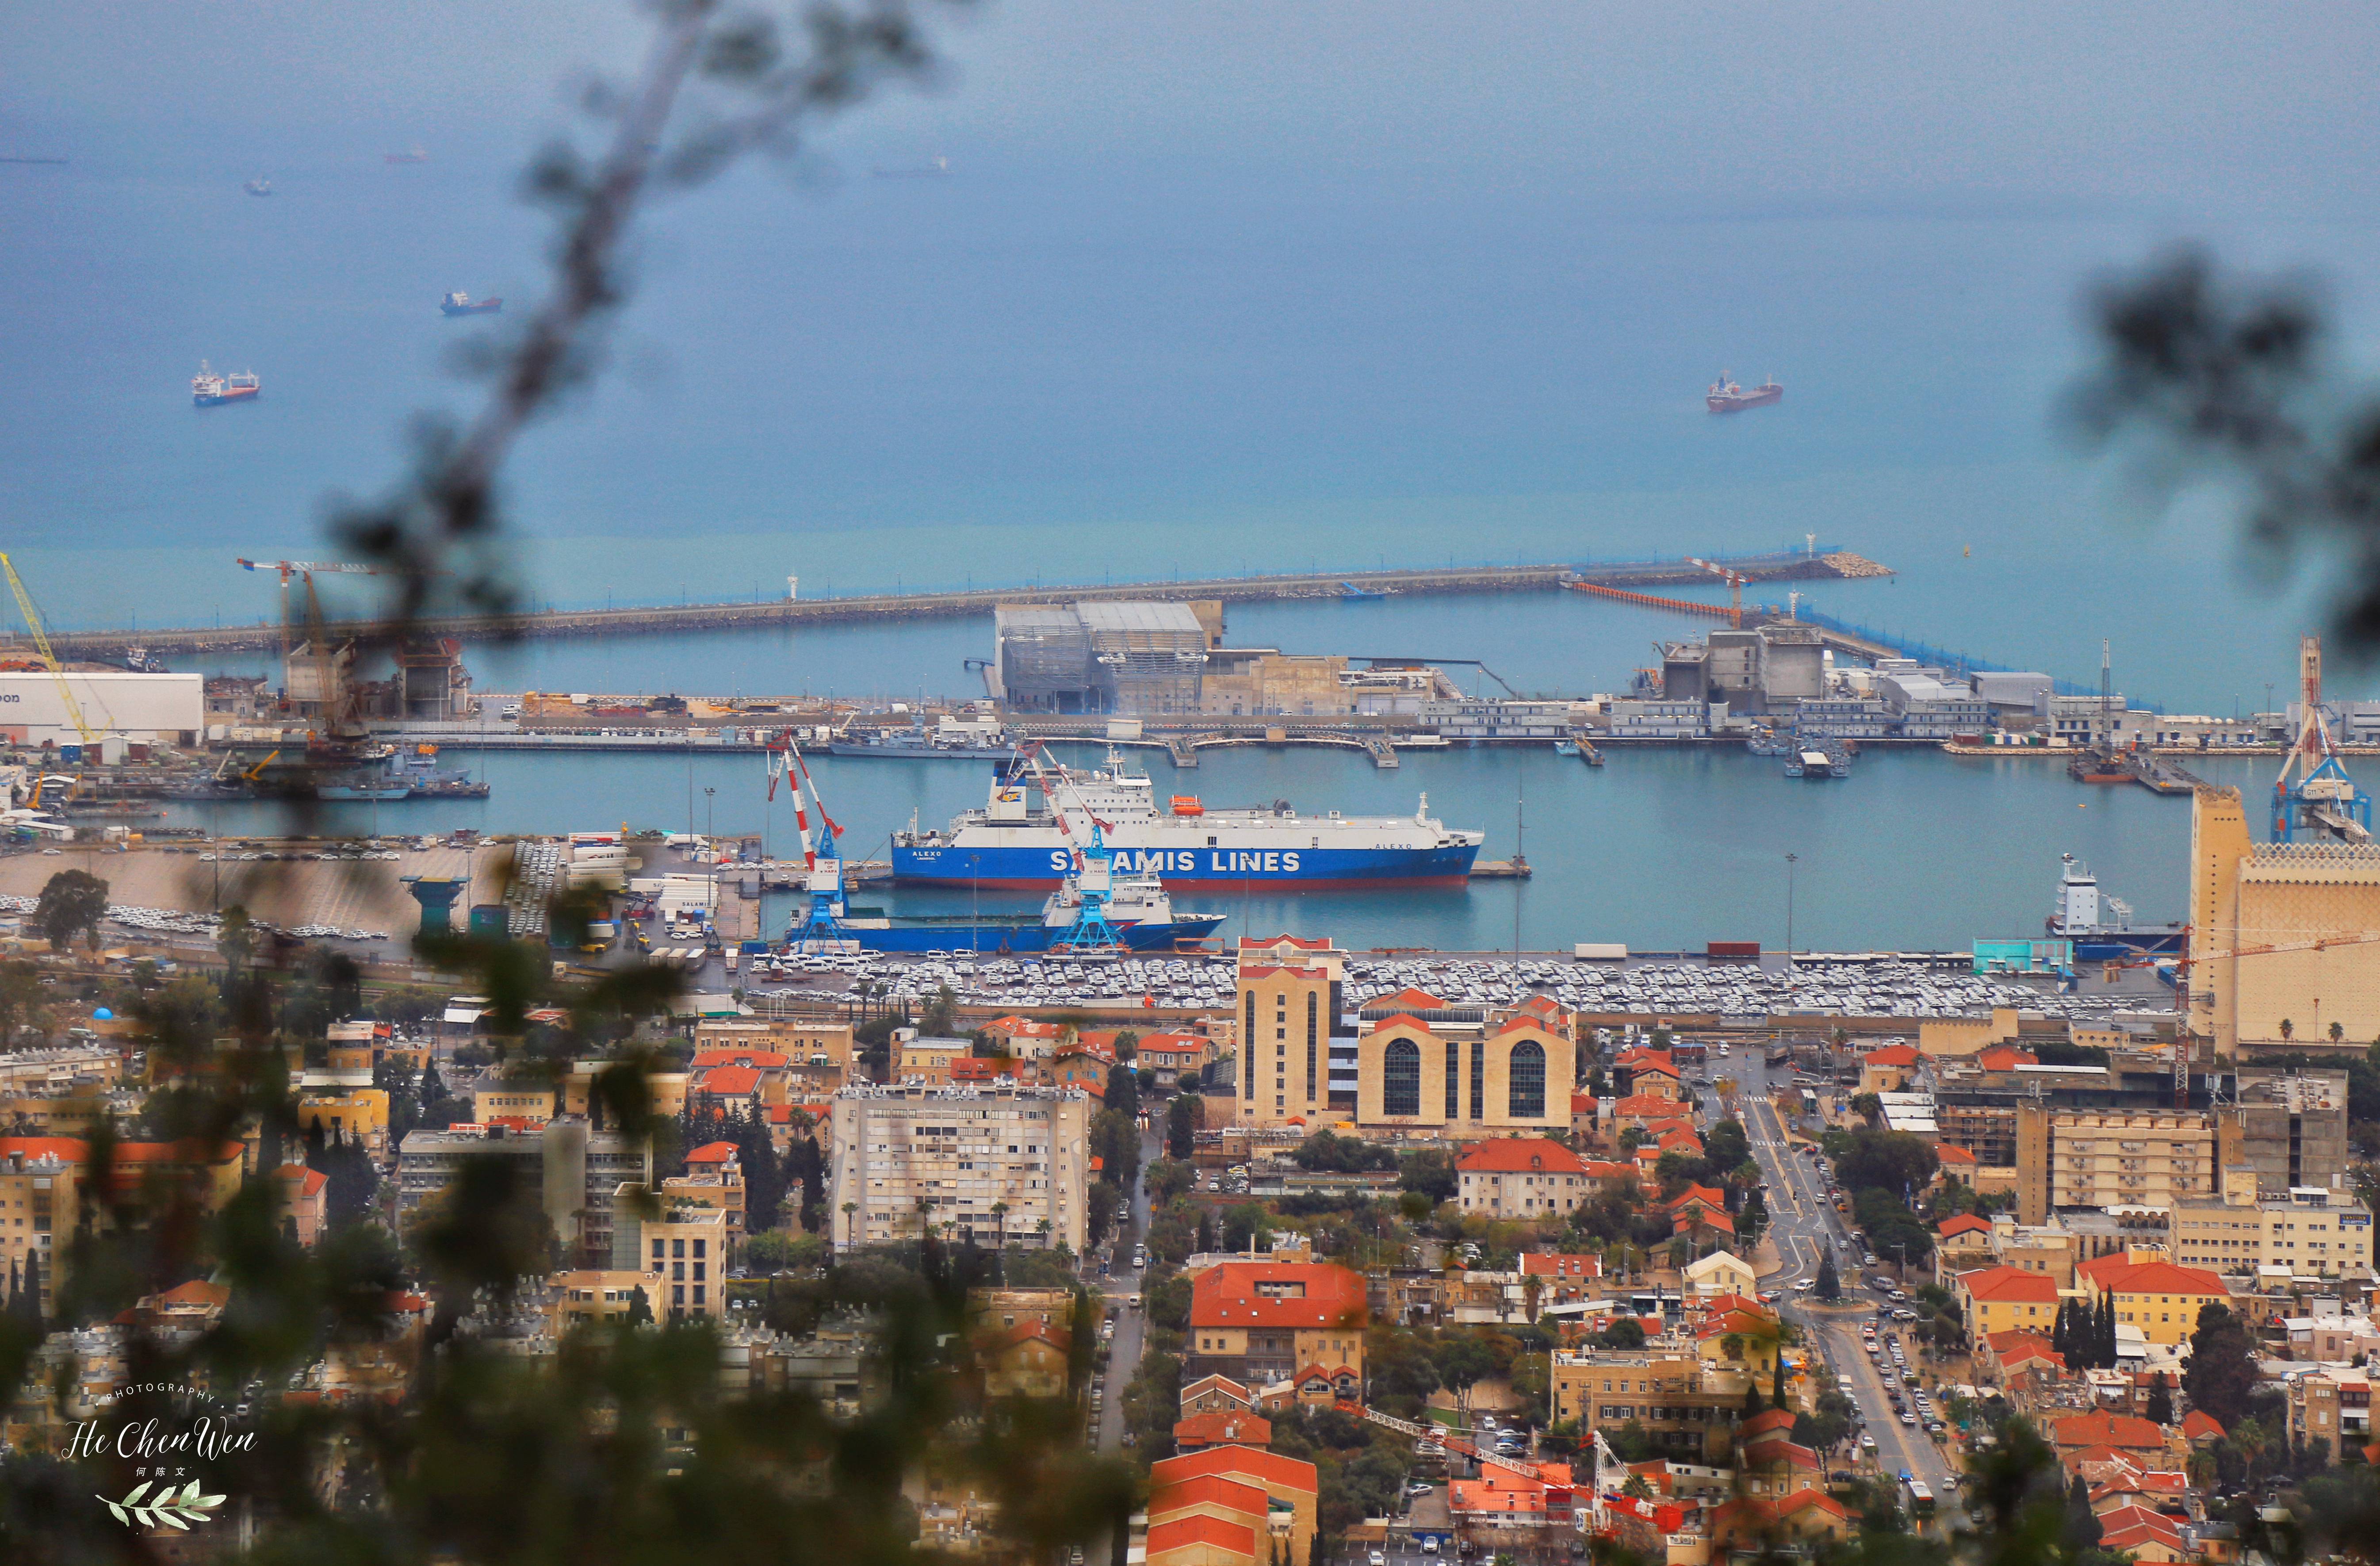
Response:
[[40, 548, 1889, 658]]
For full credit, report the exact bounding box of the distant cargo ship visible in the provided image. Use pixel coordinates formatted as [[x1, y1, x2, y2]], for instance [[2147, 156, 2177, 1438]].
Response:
[[893, 751, 1485, 889], [191, 363, 260, 406], [1707, 375, 1783, 414], [386, 147, 429, 164], [2045, 853, 2184, 959], [244, 175, 272, 196], [440, 291, 501, 317]]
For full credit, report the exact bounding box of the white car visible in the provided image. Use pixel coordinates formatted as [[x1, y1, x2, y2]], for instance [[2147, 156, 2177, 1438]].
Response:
[[1422, 1540, 1441, 1555]]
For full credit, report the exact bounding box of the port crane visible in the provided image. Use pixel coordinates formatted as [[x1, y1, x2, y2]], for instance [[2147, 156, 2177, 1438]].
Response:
[[2271, 635, 2371, 844], [1009, 743, 1128, 954], [0, 553, 106, 748], [773, 734, 853, 951]]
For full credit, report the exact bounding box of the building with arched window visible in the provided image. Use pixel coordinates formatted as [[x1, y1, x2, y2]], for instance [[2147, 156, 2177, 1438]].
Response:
[[1354, 1013, 1575, 1138]]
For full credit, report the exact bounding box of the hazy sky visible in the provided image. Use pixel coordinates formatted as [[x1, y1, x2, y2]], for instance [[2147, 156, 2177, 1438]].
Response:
[[7, 2, 2376, 214]]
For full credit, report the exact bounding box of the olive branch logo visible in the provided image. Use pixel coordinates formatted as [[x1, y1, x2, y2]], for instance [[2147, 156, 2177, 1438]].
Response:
[[98, 1478, 226, 1529]]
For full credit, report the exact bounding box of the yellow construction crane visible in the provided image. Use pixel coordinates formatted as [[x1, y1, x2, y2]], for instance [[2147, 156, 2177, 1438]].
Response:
[[0, 552, 103, 748]]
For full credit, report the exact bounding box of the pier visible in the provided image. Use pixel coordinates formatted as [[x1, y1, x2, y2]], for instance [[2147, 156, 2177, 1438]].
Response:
[[40, 548, 1888, 658]]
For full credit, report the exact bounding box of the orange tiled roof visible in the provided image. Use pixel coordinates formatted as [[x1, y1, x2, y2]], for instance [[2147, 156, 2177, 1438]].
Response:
[[1190, 1261, 1367, 1332], [1458, 1138, 1585, 1174], [1959, 1265, 2060, 1304], [2052, 1411, 2167, 1450]]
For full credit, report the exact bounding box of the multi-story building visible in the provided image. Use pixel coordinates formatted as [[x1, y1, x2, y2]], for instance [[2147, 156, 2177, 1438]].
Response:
[[2190, 781, 2380, 1052], [0, 1143, 77, 1318], [2219, 1070, 2351, 1195], [1353, 1011, 1576, 1140], [2014, 1107, 2217, 1225], [2170, 1186, 2374, 1280], [694, 1016, 856, 1077], [663, 1141, 749, 1254], [826, 1082, 1091, 1253], [546, 1267, 667, 1332], [616, 1205, 730, 1322], [1952, 1265, 2061, 1339], [1183, 1259, 1367, 1393], [1234, 936, 1350, 1125], [299, 1089, 393, 1151], [893, 1035, 973, 1083], [467, 1082, 557, 1127], [2286, 1367, 2373, 1455], [1549, 1348, 1752, 1462], [394, 1119, 652, 1265], [1456, 1138, 1595, 1219], [2074, 1253, 2233, 1346]]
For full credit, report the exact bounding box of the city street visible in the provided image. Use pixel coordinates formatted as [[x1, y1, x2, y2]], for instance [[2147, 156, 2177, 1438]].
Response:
[[1718, 1053, 1959, 1500]]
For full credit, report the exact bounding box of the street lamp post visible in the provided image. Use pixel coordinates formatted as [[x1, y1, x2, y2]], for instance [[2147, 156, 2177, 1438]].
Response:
[[1784, 852, 1798, 958]]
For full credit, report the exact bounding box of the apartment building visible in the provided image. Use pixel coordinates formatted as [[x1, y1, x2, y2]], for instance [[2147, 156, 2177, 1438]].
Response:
[[1549, 1349, 1751, 1463], [0, 1144, 76, 1318], [1234, 935, 1348, 1126], [1953, 1265, 2061, 1338], [826, 1083, 1091, 1253], [394, 1119, 653, 1265], [693, 1016, 857, 1077], [2287, 1367, 2374, 1455], [2015, 1107, 2217, 1225], [619, 1205, 731, 1321], [2171, 1186, 2374, 1280]]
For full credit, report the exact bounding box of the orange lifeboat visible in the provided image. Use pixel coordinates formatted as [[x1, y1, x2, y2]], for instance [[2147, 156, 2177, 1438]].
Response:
[[1169, 795, 1204, 817]]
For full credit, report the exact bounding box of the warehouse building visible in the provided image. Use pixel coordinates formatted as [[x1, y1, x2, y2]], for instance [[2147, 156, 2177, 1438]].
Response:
[[0, 671, 203, 747]]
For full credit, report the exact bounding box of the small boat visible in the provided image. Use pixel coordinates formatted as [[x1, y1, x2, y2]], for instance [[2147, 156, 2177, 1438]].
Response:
[[386, 147, 429, 165], [243, 175, 272, 196], [1554, 740, 1577, 756], [192, 362, 260, 406], [440, 291, 502, 317]]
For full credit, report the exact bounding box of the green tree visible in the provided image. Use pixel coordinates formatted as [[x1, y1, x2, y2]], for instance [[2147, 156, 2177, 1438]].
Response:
[[623, 1284, 654, 1328], [1815, 1251, 1841, 1302], [2185, 1302, 2260, 1427], [1165, 1092, 1199, 1160], [33, 868, 107, 952], [1398, 1148, 1457, 1205], [2146, 1370, 2174, 1425]]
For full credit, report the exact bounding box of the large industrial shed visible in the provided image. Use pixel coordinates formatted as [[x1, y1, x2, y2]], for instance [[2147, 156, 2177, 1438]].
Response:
[[0, 672, 205, 746]]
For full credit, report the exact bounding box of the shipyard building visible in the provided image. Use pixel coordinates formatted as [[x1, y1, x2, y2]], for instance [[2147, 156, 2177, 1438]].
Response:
[[988, 598, 1456, 717], [0, 670, 203, 747]]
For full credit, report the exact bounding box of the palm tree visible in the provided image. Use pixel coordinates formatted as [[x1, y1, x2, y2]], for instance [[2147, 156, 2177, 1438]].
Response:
[[991, 1201, 1010, 1279], [2280, 1018, 2295, 1040], [840, 1200, 857, 1248]]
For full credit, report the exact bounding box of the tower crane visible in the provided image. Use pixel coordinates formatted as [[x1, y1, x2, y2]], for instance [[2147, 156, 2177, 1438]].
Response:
[[0, 552, 106, 748], [1686, 558, 1749, 627], [237, 557, 401, 740]]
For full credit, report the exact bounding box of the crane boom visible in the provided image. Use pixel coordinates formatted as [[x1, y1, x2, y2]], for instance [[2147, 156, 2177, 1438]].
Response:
[[0, 552, 101, 747]]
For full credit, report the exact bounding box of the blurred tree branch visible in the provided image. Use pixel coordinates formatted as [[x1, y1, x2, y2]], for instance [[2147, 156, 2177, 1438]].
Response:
[[2073, 247, 2380, 651]]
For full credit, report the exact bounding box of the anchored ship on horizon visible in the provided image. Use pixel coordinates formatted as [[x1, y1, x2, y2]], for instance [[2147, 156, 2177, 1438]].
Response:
[[1707, 374, 1783, 413]]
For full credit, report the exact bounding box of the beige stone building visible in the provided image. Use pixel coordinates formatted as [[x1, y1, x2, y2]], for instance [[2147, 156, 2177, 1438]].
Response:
[[2171, 1186, 2375, 1279], [826, 1082, 1092, 1254], [895, 1036, 973, 1084], [1234, 936, 1344, 1126], [1353, 1014, 1575, 1139], [2189, 785, 2380, 1053], [2014, 1106, 2217, 1225]]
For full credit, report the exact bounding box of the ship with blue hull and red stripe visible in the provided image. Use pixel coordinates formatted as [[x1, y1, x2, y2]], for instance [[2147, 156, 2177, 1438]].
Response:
[[892, 749, 1484, 890]]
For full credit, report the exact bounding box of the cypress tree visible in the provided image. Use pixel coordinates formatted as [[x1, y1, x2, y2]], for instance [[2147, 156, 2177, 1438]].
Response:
[[1772, 1350, 1788, 1409], [19, 1249, 39, 1330], [2099, 1295, 2118, 1368]]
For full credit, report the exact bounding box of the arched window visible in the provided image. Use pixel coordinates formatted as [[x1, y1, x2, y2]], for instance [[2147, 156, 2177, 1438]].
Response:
[[1508, 1040, 1546, 1119], [1382, 1038, 1422, 1118]]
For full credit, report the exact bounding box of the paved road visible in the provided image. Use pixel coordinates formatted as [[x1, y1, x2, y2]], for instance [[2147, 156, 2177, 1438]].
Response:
[[1716, 1054, 1959, 1501]]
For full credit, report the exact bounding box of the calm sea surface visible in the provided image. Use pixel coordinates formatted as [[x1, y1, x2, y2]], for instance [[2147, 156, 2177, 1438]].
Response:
[[5, 143, 2376, 949]]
